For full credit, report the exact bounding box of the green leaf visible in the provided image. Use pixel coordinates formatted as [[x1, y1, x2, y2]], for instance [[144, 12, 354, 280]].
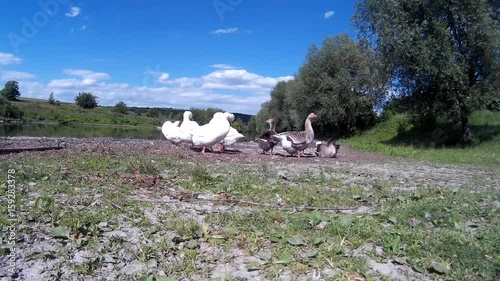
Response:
[[303, 249, 318, 258], [287, 235, 306, 246], [185, 239, 199, 249], [246, 261, 262, 271], [385, 235, 401, 252], [202, 224, 209, 237], [102, 254, 116, 264], [412, 264, 425, 273], [49, 226, 70, 239], [155, 278, 177, 281], [274, 253, 293, 264], [258, 251, 272, 261], [313, 237, 324, 245], [388, 216, 398, 224], [392, 257, 407, 265], [270, 234, 282, 243], [430, 261, 451, 274], [41, 176, 49, 181], [309, 211, 322, 225], [35, 198, 43, 209], [340, 214, 355, 226]]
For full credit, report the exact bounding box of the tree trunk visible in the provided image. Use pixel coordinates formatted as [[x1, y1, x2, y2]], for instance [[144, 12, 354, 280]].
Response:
[[460, 106, 472, 146]]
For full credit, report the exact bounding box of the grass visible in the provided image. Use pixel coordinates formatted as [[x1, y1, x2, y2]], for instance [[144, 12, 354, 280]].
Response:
[[345, 110, 500, 166], [10, 97, 163, 127], [1, 144, 498, 280]]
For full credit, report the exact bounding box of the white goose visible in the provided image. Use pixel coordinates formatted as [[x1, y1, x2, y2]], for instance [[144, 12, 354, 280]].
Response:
[[190, 112, 231, 154], [272, 113, 316, 158], [179, 111, 199, 134], [161, 120, 192, 145], [210, 112, 245, 152], [161, 120, 179, 140]]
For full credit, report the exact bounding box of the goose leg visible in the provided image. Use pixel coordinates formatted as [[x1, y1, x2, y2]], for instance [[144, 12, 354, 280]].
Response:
[[201, 146, 206, 154]]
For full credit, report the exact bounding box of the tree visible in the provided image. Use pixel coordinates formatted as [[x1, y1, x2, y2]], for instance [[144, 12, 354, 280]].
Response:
[[48, 92, 55, 105], [75, 92, 98, 109], [354, 0, 500, 144], [113, 101, 128, 114], [0, 80, 21, 101], [146, 108, 160, 118]]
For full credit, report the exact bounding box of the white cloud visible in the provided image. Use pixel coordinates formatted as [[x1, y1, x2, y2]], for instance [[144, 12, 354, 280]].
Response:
[[210, 27, 238, 34], [157, 73, 170, 84], [324, 11, 335, 19], [0, 53, 22, 65], [63, 69, 111, 80], [81, 25, 87, 30], [14, 67, 293, 114], [65, 6, 81, 17], [210, 64, 236, 70], [0, 71, 36, 81]]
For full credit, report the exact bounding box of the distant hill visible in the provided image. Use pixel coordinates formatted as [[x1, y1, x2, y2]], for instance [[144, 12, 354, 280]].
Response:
[[8, 98, 254, 126]]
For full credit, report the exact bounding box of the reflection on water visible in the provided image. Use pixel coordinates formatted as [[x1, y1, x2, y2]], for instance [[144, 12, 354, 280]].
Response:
[[0, 123, 164, 140]]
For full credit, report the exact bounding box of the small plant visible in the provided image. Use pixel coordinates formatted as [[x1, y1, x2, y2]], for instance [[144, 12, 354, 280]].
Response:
[[48, 92, 56, 104], [75, 92, 98, 109]]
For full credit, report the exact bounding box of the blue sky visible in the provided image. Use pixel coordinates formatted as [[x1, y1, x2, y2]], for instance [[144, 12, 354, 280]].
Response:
[[0, 0, 358, 114]]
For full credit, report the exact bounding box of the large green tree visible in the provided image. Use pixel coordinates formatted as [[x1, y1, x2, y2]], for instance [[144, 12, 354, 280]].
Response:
[[0, 80, 21, 101], [354, 0, 500, 143], [290, 34, 385, 135], [256, 34, 384, 137]]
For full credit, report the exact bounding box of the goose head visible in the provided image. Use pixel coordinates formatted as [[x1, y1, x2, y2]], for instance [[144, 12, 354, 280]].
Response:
[[307, 113, 317, 120], [183, 111, 194, 121]]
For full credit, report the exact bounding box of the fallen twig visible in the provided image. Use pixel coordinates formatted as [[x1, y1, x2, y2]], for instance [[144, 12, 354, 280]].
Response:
[[0, 146, 64, 154]]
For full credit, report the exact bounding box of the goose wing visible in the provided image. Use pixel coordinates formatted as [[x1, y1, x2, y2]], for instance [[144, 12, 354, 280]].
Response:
[[285, 131, 307, 146]]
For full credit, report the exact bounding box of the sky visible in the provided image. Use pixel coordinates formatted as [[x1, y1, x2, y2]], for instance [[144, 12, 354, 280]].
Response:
[[0, 0, 358, 115]]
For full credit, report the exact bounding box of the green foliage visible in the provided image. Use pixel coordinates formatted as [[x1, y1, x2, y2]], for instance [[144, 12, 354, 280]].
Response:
[[0, 80, 21, 101], [354, 0, 500, 142], [113, 101, 128, 114], [146, 108, 160, 118], [48, 92, 55, 105], [0, 95, 24, 119], [75, 92, 98, 109], [256, 34, 384, 137]]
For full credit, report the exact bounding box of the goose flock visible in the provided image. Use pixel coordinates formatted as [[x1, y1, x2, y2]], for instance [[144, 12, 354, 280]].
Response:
[[161, 111, 340, 158]]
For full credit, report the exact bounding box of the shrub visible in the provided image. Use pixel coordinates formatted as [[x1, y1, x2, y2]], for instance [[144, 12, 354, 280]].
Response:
[[0, 95, 24, 119], [75, 92, 98, 109], [113, 101, 128, 114]]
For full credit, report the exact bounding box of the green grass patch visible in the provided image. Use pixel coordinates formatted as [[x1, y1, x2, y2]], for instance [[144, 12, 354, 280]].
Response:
[[345, 110, 500, 166]]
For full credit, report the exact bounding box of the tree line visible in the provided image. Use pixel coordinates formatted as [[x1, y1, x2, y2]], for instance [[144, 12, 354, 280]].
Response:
[[253, 0, 500, 144]]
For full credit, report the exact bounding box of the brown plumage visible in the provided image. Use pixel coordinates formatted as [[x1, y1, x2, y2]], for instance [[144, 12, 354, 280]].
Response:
[[272, 113, 317, 158], [315, 138, 340, 158], [256, 119, 279, 154]]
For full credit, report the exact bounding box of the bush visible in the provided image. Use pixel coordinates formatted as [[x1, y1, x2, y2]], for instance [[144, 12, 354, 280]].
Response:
[[75, 92, 98, 109], [113, 101, 128, 114], [0, 95, 24, 119]]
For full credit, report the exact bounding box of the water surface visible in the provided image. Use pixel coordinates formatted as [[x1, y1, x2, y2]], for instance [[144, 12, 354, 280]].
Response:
[[0, 123, 163, 140]]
